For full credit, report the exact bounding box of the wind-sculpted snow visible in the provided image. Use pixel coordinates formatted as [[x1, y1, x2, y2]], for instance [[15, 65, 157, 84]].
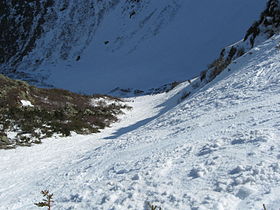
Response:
[[1, 35, 280, 209]]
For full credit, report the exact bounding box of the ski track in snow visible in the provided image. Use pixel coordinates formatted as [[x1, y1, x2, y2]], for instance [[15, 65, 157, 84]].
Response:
[[1, 36, 280, 209]]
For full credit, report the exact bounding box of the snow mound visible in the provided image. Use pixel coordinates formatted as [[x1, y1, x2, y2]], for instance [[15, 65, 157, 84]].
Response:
[[20, 100, 34, 107]]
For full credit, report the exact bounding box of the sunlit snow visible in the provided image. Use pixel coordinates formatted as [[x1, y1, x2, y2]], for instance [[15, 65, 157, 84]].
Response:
[[1, 34, 280, 209]]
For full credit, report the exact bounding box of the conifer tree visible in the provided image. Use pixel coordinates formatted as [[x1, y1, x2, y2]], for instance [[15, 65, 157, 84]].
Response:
[[34, 190, 54, 210]]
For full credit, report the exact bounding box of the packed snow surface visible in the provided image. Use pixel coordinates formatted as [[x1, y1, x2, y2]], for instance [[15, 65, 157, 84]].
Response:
[[1, 35, 280, 209]]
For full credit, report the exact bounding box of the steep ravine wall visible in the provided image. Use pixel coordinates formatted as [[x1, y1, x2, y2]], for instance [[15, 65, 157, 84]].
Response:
[[0, 0, 122, 83], [0, 0, 265, 92]]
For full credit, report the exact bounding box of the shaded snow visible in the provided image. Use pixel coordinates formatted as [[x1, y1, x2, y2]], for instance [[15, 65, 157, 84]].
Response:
[[12, 0, 265, 94]]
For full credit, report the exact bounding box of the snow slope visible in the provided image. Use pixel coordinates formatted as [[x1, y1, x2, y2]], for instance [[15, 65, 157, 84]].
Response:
[[1, 34, 280, 209], [2, 0, 265, 93]]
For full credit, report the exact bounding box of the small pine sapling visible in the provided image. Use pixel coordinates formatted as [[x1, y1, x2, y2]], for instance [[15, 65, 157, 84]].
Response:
[[34, 190, 54, 210], [148, 202, 162, 210]]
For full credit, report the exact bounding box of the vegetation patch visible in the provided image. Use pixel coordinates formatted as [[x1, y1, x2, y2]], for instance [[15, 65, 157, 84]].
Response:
[[0, 74, 130, 149]]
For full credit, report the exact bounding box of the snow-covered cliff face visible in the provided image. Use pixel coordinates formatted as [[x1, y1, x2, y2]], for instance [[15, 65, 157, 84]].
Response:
[[198, 0, 280, 86], [0, 0, 54, 73], [244, 0, 280, 47], [0, 0, 121, 83], [0, 0, 265, 93]]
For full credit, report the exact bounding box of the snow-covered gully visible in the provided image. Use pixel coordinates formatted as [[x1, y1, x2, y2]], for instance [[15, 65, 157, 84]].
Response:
[[1, 35, 280, 209]]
